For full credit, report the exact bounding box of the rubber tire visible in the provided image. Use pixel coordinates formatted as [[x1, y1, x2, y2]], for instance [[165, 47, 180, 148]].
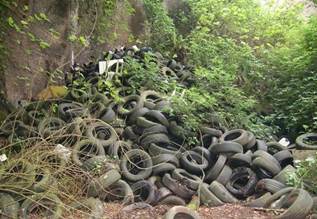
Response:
[[171, 168, 203, 190], [180, 151, 209, 175], [72, 139, 106, 166], [87, 169, 121, 197], [103, 179, 134, 204], [247, 193, 273, 208], [229, 153, 251, 168], [296, 133, 317, 150], [152, 154, 179, 167], [205, 155, 227, 183], [209, 181, 238, 203], [159, 195, 186, 206], [71, 197, 104, 219], [209, 141, 243, 154], [220, 129, 249, 146], [256, 179, 286, 194], [20, 193, 62, 219], [200, 183, 224, 207], [226, 167, 257, 199], [273, 150, 294, 168], [120, 149, 153, 182], [273, 165, 296, 184], [0, 193, 19, 219], [107, 141, 132, 160], [162, 173, 195, 200], [216, 165, 232, 185], [85, 121, 117, 147], [163, 206, 201, 219], [152, 163, 176, 176], [131, 180, 157, 204]]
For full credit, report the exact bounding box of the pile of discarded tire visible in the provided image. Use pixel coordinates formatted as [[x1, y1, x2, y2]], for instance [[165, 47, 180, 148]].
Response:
[[0, 46, 316, 219]]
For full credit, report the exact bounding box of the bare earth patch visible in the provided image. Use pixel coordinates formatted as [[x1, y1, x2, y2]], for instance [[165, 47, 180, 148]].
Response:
[[99, 203, 274, 219]]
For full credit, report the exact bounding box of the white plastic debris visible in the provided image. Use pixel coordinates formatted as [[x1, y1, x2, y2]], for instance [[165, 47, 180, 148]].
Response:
[[279, 137, 290, 147], [132, 45, 140, 52], [99, 59, 124, 80], [0, 154, 8, 162], [54, 144, 71, 161]]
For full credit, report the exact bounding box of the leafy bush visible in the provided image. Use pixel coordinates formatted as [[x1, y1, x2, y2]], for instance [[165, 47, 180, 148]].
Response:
[[288, 154, 317, 195], [141, 0, 316, 140]]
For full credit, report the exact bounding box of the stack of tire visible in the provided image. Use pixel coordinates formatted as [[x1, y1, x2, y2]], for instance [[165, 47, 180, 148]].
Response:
[[0, 46, 316, 219]]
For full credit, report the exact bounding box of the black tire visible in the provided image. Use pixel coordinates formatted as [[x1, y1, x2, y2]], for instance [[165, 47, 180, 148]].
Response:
[[171, 168, 202, 190], [296, 133, 317, 150], [163, 206, 201, 219], [162, 173, 195, 200], [220, 129, 249, 146], [152, 163, 176, 176], [229, 153, 251, 168], [152, 154, 179, 167], [131, 180, 157, 204], [120, 149, 153, 182], [252, 150, 281, 176], [180, 151, 209, 175], [267, 141, 287, 155], [253, 139, 267, 152], [200, 127, 222, 137], [31, 168, 56, 193], [216, 165, 232, 185], [58, 102, 87, 121], [205, 155, 227, 183], [20, 193, 63, 219], [246, 192, 273, 208], [136, 117, 159, 128], [107, 141, 132, 160], [264, 188, 313, 219], [255, 179, 286, 194], [99, 106, 116, 123], [71, 197, 104, 219], [87, 169, 121, 197], [273, 150, 294, 168], [142, 124, 168, 136], [226, 167, 257, 199], [209, 181, 238, 203], [208, 141, 243, 154], [72, 139, 106, 166], [156, 187, 173, 202], [38, 117, 66, 138], [159, 195, 186, 206], [148, 143, 183, 158], [128, 107, 150, 124], [82, 155, 109, 172], [85, 121, 117, 147], [0, 160, 35, 191], [117, 95, 142, 115], [273, 165, 296, 184], [144, 110, 169, 127], [103, 179, 134, 204], [122, 126, 139, 142], [245, 131, 256, 149], [252, 157, 281, 176], [0, 193, 19, 219], [199, 183, 224, 207], [139, 133, 170, 150], [88, 101, 105, 118], [191, 146, 214, 166]]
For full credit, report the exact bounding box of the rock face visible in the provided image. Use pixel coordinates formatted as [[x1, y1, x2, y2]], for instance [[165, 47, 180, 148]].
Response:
[[2, 0, 149, 104]]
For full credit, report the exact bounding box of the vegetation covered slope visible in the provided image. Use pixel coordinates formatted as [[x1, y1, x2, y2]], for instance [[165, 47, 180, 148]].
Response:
[[143, 0, 317, 141]]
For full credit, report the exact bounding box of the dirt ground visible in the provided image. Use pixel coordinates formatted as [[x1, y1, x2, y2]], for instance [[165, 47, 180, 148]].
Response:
[[99, 203, 275, 219]]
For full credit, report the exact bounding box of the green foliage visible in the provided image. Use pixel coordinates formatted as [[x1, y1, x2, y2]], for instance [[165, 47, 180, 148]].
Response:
[[139, 0, 316, 139], [288, 154, 317, 195], [143, 0, 177, 55]]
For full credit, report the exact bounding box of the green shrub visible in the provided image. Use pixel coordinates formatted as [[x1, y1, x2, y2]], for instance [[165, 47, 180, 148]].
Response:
[[288, 153, 317, 195]]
